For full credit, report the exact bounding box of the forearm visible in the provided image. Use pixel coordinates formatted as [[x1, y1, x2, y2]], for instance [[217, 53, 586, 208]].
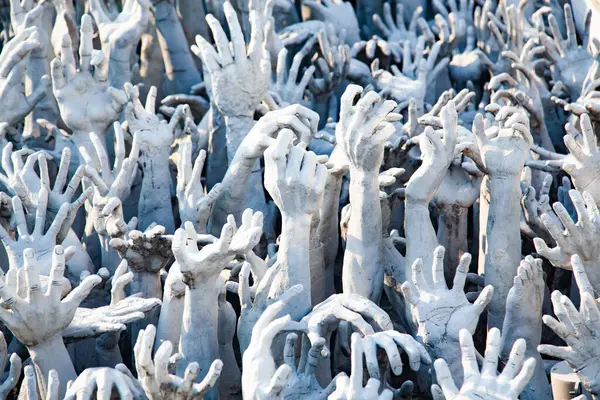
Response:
[[28, 334, 76, 398], [107, 56, 133, 91], [277, 214, 312, 320], [99, 234, 122, 273], [437, 204, 469, 283], [405, 201, 438, 281], [485, 176, 522, 329], [130, 271, 163, 299], [156, 291, 184, 350], [342, 170, 383, 300], [179, 285, 220, 399], [139, 149, 175, 232], [25, 55, 57, 138], [153, 1, 201, 94], [72, 130, 107, 167], [209, 152, 255, 235], [224, 115, 254, 164], [206, 105, 228, 189], [318, 172, 344, 270]]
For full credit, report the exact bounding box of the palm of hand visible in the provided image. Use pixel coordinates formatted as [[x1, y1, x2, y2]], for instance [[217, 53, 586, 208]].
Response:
[[212, 64, 269, 117], [6, 237, 54, 271], [434, 162, 480, 208], [127, 111, 172, 150], [567, 153, 600, 194], [56, 74, 116, 133], [285, 373, 330, 400], [414, 291, 476, 345], [480, 134, 530, 176], [556, 49, 593, 98], [100, 14, 142, 50]]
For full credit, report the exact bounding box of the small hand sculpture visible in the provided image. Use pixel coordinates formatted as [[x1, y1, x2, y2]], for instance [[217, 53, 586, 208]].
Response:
[[281, 334, 336, 399], [63, 366, 145, 400], [308, 26, 351, 101], [538, 254, 600, 396], [135, 324, 223, 399], [533, 189, 600, 275], [109, 225, 172, 274], [0, 331, 21, 399], [372, 1, 422, 60], [0, 27, 49, 125], [65, 260, 161, 342], [329, 332, 394, 400], [433, 328, 536, 399], [19, 366, 59, 400], [360, 330, 432, 379], [176, 142, 222, 233], [303, 0, 360, 45], [82, 128, 140, 238], [0, 192, 69, 271], [89, 0, 150, 87], [242, 284, 304, 400], [272, 44, 315, 106]]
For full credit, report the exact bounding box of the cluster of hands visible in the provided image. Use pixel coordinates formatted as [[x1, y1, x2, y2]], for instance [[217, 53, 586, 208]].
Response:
[[0, 0, 600, 398]]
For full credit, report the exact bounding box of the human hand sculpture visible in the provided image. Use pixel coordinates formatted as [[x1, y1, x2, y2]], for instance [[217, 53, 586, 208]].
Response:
[[63, 366, 145, 400], [89, 0, 150, 87], [176, 142, 222, 233], [193, 1, 270, 119], [0, 331, 22, 399], [51, 15, 128, 152], [0, 192, 69, 271], [401, 248, 493, 382], [0, 27, 49, 126], [303, 0, 360, 45], [328, 332, 394, 400], [533, 189, 600, 291], [433, 328, 536, 399], [271, 43, 316, 107], [135, 324, 223, 400], [241, 284, 304, 400], [372, 1, 422, 61]]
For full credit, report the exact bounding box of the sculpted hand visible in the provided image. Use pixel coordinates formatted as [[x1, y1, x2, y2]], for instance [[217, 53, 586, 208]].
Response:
[[0, 246, 101, 346], [135, 324, 223, 400], [271, 41, 316, 106], [372, 1, 423, 61], [63, 367, 145, 400], [336, 85, 399, 173], [176, 142, 222, 233], [241, 284, 305, 400], [173, 213, 262, 287], [264, 130, 328, 218], [539, 255, 600, 395], [401, 248, 494, 345], [109, 225, 172, 273], [303, 0, 360, 44], [65, 260, 161, 342], [308, 26, 351, 101], [328, 333, 394, 400], [433, 328, 536, 400], [0, 192, 69, 271], [405, 100, 458, 205], [238, 104, 319, 159], [192, 0, 270, 118], [533, 190, 600, 272], [0, 331, 21, 399], [0, 27, 49, 125], [51, 16, 128, 139]]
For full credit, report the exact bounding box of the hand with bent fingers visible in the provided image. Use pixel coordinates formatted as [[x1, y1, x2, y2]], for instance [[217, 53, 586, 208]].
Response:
[[533, 189, 600, 292], [308, 25, 351, 102], [271, 41, 316, 107], [135, 324, 223, 400], [0, 27, 49, 126], [63, 366, 145, 400], [433, 328, 536, 399], [51, 15, 128, 156], [329, 333, 394, 400], [0, 331, 21, 399], [539, 257, 600, 396], [176, 142, 222, 233], [242, 284, 305, 400], [89, 0, 150, 88]]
